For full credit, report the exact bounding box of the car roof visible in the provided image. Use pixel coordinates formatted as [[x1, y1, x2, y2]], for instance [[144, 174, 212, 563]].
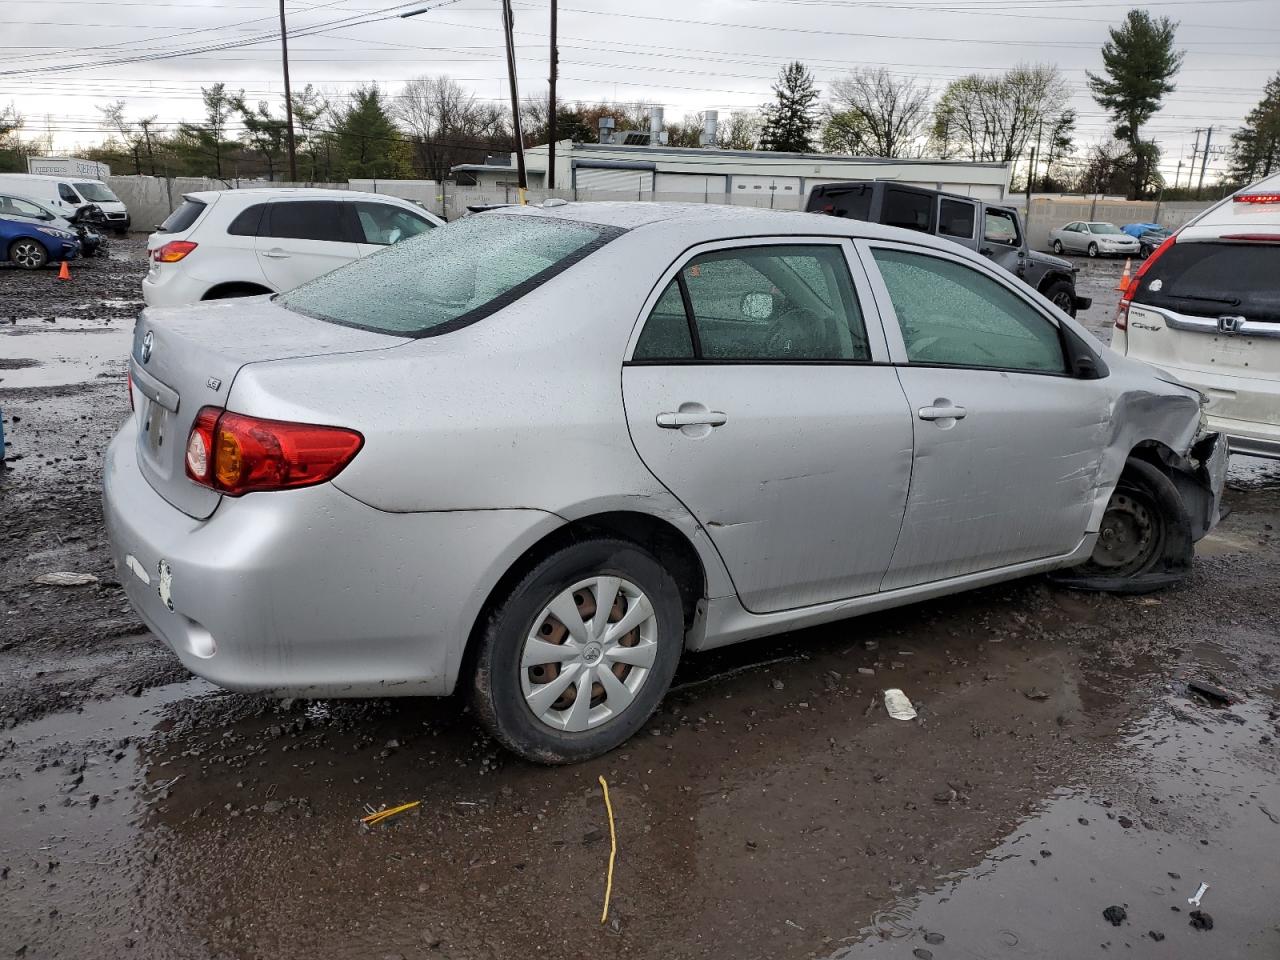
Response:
[[1180, 171, 1280, 240], [186, 188, 421, 205], [494, 201, 978, 253]]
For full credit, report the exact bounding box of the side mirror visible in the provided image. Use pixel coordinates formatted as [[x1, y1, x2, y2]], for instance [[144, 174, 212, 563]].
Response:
[[741, 292, 776, 321]]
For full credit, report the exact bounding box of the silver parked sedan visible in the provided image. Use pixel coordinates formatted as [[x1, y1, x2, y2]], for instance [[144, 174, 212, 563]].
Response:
[[1049, 220, 1142, 258], [105, 202, 1227, 763]]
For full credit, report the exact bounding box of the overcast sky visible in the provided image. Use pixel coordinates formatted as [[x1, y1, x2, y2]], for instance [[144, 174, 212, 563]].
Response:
[[3, 0, 1278, 183]]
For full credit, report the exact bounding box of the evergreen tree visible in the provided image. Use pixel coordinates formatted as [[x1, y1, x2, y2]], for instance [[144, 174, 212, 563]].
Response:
[[1087, 10, 1183, 199], [177, 83, 237, 179], [331, 85, 409, 178], [759, 62, 819, 153], [1229, 73, 1280, 184]]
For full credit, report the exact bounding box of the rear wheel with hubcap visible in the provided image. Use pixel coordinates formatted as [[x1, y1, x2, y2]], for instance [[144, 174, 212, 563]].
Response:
[[472, 538, 683, 763], [9, 239, 48, 270]]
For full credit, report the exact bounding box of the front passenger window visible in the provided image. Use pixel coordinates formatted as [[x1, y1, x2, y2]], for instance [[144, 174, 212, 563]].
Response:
[[352, 202, 434, 245], [872, 248, 1066, 374]]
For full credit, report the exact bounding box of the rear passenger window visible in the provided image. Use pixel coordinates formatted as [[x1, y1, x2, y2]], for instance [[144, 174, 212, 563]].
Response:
[[226, 204, 266, 237], [265, 201, 347, 242], [872, 248, 1066, 374], [633, 281, 694, 360], [158, 199, 207, 234], [882, 189, 933, 233], [938, 199, 976, 240], [632, 245, 869, 362]]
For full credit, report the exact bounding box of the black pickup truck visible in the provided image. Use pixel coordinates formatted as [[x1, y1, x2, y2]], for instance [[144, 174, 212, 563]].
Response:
[[806, 181, 1091, 316]]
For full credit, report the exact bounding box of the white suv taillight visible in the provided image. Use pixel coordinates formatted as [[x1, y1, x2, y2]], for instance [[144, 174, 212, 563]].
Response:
[[153, 240, 197, 263]]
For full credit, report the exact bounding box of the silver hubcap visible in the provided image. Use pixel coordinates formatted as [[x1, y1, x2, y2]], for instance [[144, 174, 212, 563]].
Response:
[[520, 576, 658, 732], [14, 242, 41, 268]]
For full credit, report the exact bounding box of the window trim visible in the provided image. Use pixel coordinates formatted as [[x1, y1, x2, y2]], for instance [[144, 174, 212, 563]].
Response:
[[855, 238, 1074, 378], [623, 235, 893, 365]]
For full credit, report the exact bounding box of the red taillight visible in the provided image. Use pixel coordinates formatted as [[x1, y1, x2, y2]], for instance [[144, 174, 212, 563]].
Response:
[[1233, 193, 1280, 204], [153, 240, 197, 263], [184, 406, 363, 496], [1219, 233, 1280, 242], [1116, 232, 1177, 330]]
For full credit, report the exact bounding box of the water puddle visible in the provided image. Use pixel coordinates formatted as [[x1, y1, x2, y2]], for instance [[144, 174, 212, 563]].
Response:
[[0, 318, 132, 389]]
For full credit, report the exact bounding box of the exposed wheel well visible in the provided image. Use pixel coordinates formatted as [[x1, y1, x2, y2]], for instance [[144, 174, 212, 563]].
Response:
[[460, 511, 707, 683], [202, 281, 273, 300], [1037, 271, 1073, 293]]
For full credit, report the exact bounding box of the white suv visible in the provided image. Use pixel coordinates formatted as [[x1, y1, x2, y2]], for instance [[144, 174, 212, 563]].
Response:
[[142, 188, 443, 307], [1114, 173, 1280, 459]]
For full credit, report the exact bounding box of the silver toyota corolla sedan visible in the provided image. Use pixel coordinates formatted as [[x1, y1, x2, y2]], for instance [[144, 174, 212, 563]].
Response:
[[1049, 221, 1142, 258], [105, 202, 1227, 763]]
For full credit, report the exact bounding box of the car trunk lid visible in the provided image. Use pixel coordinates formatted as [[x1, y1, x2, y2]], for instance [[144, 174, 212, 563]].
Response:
[[130, 297, 410, 519], [1126, 238, 1280, 427]]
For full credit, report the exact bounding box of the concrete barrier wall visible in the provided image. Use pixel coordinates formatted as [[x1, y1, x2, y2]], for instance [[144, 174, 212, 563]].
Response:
[[1022, 198, 1213, 252], [105, 176, 438, 230]]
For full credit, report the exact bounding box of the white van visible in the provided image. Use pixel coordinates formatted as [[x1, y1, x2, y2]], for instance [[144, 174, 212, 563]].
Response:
[[1114, 172, 1280, 459], [0, 173, 130, 234]]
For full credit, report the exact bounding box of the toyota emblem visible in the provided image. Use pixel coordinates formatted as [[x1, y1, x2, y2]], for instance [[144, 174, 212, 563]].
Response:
[[141, 330, 154, 363]]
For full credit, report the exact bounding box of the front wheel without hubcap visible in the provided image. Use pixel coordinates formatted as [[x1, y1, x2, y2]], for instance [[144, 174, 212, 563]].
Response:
[[472, 538, 683, 763]]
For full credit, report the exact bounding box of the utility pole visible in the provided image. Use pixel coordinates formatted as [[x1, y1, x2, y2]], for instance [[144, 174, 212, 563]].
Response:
[[1174, 159, 1183, 190], [546, 0, 558, 190], [279, 0, 298, 182], [1025, 145, 1035, 238], [1197, 125, 1213, 194], [501, 0, 528, 195]]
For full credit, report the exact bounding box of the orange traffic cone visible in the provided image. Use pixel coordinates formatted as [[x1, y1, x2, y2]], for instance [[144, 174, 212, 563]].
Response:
[[57, 260, 71, 281], [1115, 258, 1131, 292]]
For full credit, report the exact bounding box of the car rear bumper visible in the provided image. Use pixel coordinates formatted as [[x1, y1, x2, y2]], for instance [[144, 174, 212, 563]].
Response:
[[102, 418, 560, 697], [1132, 362, 1280, 460]]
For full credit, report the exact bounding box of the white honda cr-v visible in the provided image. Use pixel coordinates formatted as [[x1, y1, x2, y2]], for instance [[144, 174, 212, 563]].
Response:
[[1113, 172, 1280, 459], [142, 187, 443, 307]]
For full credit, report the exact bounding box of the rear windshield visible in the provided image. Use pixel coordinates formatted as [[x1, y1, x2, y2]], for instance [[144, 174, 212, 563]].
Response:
[[157, 199, 207, 234], [1134, 241, 1280, 322], [74, 182, 118, 203], [280, 213, 621, 337]]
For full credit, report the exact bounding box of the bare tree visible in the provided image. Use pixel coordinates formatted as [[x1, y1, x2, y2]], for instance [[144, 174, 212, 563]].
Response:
[[826, 68, 932, 158], [395, 75, 507, 181], [718, 110, 761, 150], [933, 64, 1069, 163], [98, 99, 159, 176]]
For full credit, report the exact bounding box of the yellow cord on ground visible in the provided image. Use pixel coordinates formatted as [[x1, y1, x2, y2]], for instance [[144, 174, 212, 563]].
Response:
[[361, 800, 420, 825], [598, 775, 617, 924]]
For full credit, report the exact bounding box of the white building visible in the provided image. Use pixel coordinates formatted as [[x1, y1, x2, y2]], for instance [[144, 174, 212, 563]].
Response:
[[451, 141, 1012, 208]]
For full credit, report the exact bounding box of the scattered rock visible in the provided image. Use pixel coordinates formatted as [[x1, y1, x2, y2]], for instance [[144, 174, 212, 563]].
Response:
[[261, 800, 284, 815], [1189, 910, 1214, 931], [912, 950, 933, 960], [923, 932, 945, 945], [1187, 679, 1233, 705], [1103, 905, 1127, 926], [1117, 816, 1133, 829], [1148, 930, 1165, 942], [1023, 688, 1051, 701], [771, 679, 784, 691], [33, 572, 99, 587], [857, 667, 876, 676]]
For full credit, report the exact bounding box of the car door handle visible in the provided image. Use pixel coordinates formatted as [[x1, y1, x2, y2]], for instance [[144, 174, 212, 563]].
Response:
[[979, 247, 993, 256], [656, 411, 727, 428], [262, 248, 290, 259], [918, 404, 967, 421]]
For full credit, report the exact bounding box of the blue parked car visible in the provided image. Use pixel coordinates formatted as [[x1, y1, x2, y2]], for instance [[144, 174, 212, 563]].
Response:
[[1, 211, 80, 270], [1121, 221, 1161, 239]]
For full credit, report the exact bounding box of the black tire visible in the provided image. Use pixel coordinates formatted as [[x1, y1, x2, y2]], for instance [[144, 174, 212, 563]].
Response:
[[9, 238, 49, 270], [1042, 278, 1077, 317], [471, 537, 683, 764], [1051, 239, 1064, 255], [1051, 459, 1193, 593], [1087, 242, 1099, 258]]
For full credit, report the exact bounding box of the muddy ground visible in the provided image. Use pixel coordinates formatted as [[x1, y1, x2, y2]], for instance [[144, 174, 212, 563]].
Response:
[[2, 246, 1279, 959]]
